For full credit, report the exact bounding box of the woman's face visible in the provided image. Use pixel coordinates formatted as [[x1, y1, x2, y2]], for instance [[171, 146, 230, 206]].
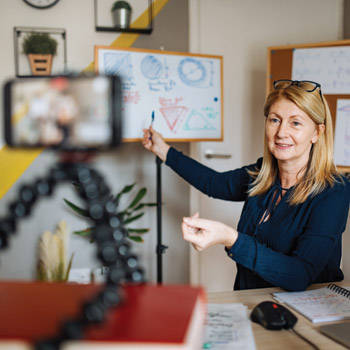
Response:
[[265, 98, 323, 169]]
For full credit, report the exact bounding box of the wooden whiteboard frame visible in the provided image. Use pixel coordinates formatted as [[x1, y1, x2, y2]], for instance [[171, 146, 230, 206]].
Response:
[[95, 45, 224, 142], [266, 39, 350, 173]]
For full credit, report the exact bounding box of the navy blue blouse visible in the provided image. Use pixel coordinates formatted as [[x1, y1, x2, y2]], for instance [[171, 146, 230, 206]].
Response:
[[166, 147, 350, 291]]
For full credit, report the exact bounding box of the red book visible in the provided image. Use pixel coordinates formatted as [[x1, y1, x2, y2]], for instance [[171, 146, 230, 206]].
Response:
[[0, 281, 206, 349]]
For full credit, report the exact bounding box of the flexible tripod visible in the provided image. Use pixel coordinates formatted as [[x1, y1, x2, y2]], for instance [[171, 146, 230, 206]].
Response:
[[0, 159, 144, 350]]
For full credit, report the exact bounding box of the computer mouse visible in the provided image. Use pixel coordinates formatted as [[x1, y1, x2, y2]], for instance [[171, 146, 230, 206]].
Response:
[[250, 301, 298, 330]]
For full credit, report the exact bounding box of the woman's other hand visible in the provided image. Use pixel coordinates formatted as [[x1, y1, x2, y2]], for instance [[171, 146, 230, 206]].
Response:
[[182, 213, 238, 251], [142, 126, 170, 162]]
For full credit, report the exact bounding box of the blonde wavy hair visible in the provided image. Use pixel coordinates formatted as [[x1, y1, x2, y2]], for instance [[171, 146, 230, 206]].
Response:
[[248, 84, 340, 205]]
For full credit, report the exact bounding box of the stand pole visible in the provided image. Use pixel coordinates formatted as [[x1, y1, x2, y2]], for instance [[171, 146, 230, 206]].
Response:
[[156, 156, 167, 283]]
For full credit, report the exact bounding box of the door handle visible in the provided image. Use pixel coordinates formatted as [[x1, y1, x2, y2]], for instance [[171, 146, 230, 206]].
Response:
[[205, 150, 232, 159]]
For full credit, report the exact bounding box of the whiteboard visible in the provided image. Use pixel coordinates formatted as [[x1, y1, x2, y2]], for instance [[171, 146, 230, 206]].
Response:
[[292, 46, 350, 94], [95, 46, 223, 141]]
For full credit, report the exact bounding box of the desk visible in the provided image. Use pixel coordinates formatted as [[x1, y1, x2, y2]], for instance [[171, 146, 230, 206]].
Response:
[[207, 281, 350, 350]]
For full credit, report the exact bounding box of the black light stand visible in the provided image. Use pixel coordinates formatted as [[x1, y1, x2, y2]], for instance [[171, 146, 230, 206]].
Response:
[[155, 156, 168, 284]]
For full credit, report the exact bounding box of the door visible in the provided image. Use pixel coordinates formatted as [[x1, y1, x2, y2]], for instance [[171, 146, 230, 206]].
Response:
[[188, 0, 342, 292]]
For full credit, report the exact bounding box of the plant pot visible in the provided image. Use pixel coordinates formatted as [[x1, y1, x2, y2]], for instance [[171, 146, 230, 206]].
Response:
[[112, 8, 131, 28], [28, 53, 53, 75]]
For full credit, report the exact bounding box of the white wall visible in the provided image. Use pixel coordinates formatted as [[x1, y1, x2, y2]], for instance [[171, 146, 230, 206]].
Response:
[[0, 0, 190, 285], [189, 0, 350, 290]]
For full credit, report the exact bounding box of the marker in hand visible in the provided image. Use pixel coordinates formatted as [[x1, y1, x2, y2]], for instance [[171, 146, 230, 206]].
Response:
[[149, 110, 154, 140]]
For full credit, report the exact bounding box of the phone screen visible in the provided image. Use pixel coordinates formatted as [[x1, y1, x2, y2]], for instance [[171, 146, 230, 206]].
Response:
[[4, 75, 121, 150]]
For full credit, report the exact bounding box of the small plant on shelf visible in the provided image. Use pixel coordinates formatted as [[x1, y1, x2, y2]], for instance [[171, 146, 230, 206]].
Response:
[[64, 182, 156, 243], [22, 32, 58, 75], [22, 32, 58, 55]]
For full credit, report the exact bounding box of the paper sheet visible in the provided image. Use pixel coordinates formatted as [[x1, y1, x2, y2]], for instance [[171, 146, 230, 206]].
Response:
[[334, 99, 350, 166], [203, 303, 256, 350], [292, 46, 350, 94]]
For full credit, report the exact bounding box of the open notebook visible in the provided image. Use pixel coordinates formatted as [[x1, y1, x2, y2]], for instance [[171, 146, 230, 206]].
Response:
[[273, 284, 350, 323]]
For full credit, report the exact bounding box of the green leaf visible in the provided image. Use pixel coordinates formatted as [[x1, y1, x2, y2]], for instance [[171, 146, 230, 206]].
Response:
[[114, 183, 136, 203], [123, 212, 144, 225], [127, 228, 149, 234], [144, 202, 158, 207], [127, 188, 147, 210], [133, 202, 157, 211], [128, 236, 144, 243], [73, 228, 93, 237], [63, 199, 89, 217], [133, 203, 145, 211]]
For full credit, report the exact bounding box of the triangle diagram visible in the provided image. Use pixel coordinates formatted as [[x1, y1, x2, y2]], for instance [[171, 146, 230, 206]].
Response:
[[183, 110, 215, 130], [160, 106, 188, 132]]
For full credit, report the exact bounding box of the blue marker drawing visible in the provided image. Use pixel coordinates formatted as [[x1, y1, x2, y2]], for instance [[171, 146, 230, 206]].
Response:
[[183, 109, 215, 131], [103, 53, 132, 79], [178, 58, 214, 88], [141, 55, 175, 92], [103, 52, 135, 90], [141, 55, 164, 80]]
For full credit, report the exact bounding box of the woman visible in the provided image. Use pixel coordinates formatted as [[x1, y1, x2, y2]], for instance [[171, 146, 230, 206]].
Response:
[[142, 80, 350, 291]]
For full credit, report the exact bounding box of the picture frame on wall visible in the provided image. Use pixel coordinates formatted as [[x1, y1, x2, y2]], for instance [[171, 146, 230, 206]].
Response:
[[13, 26, 67, 77]]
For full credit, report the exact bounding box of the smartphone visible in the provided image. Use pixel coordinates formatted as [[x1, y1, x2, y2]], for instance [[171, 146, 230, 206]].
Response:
[[3, 74, 122, 151]]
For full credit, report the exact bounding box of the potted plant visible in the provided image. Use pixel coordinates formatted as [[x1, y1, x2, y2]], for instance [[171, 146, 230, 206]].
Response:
[[111, 1, 132, 28], [64, 182, 156, 243], [22, 32, 58, 75]]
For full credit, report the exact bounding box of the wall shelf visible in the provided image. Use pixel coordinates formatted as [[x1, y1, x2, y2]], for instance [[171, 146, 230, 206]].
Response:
[[94, 0, 153, 34], [95, 26, 152, 34]]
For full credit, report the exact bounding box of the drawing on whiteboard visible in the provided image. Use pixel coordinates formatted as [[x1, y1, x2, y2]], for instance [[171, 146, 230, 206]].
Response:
[[178, 58, 214, 88], [123, 91, 140, 105], [141, 55, 175, 92], [159, 97, 188, 133], [148, 79, 176, 92], [338, 104, 350, 112], [141, 55, 166, 80], [95, 46, 223, 140], [201, 107, 219, 119], [103, 53, 135, 90], [183, 109, 215, 131]]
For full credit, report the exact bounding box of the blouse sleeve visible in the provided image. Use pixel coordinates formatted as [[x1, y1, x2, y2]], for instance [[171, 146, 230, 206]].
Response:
[[227, 181, 350, 291], [166, 147, 260, 201]]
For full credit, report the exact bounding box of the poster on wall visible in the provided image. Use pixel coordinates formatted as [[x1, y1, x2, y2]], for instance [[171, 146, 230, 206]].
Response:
[[95, 46, 223, 142]]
